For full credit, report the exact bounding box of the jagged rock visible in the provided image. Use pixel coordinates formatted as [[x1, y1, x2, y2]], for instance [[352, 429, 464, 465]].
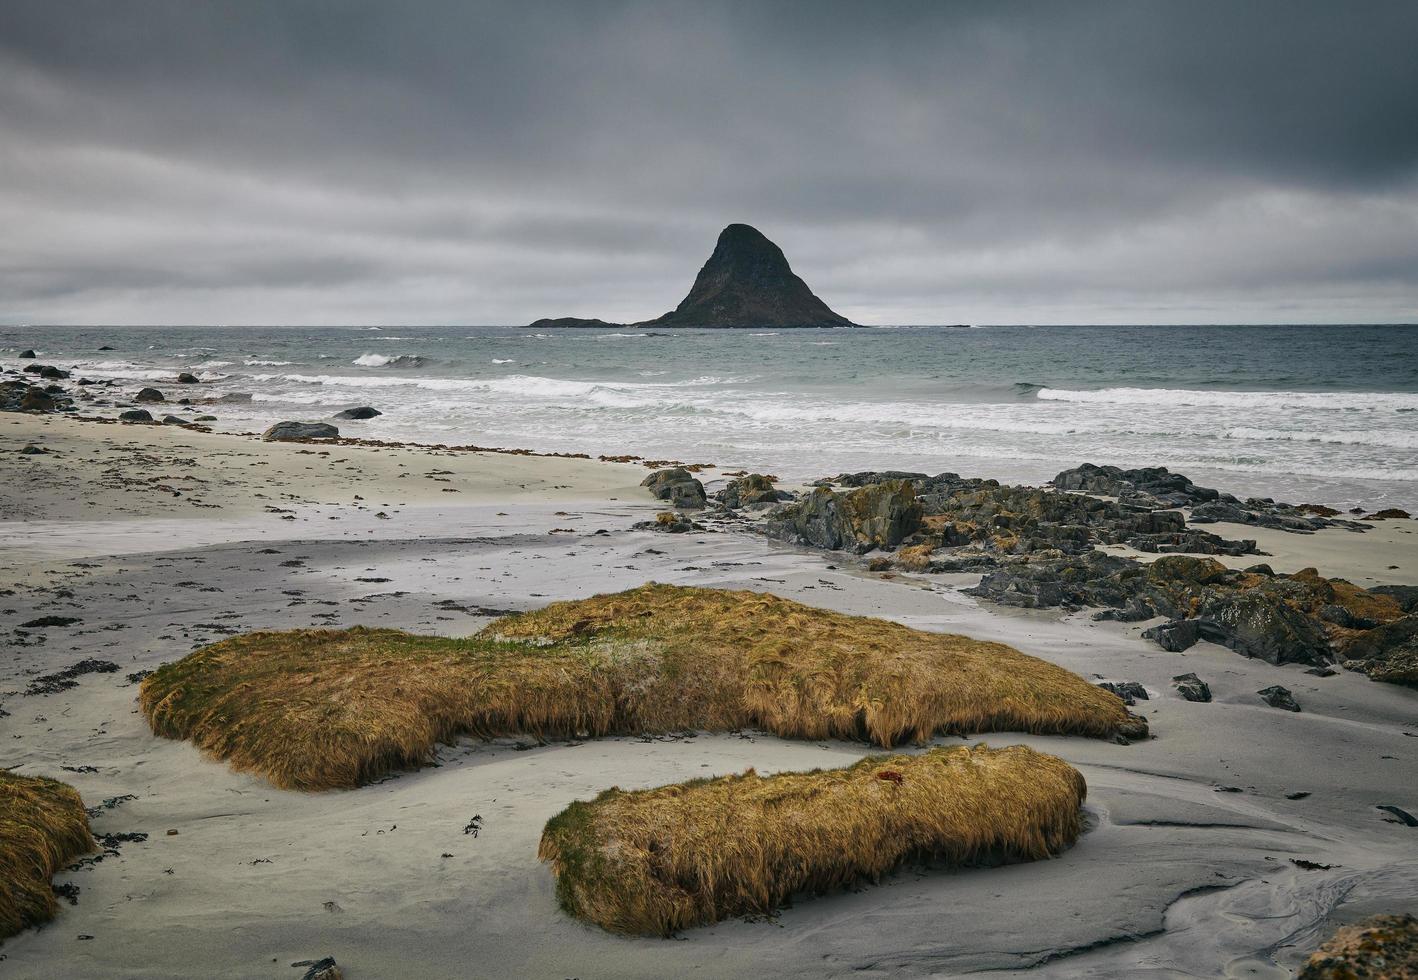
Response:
[[828, 471, 932, 488], [1143, 619, 1202, 652], [134, 387, 165, 402], [176, 372, 200, 384], [1196, 591, 1332, 666], [262, 421, 339, 442], [119, 409, 153, 422], [763, 480, 921, 553], [1366, 508, 1412, 520], [1098, 681, 1148, 705], [716, 473, 788, 509], [1172, 673, 1212, 702], [1299, 913, 1418, 980], [1338, 615, 1418, 687], [1370, 585, 1418, 612], [640, 467, 706, 509], [1257, 684, 1301, 711], [334, 406, 382, 420], [1052, 463, 1222, 507]]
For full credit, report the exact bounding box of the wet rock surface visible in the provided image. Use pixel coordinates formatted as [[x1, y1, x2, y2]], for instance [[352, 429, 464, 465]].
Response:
[[262, 421, 340, 442], [730, 465, 1415, 687]]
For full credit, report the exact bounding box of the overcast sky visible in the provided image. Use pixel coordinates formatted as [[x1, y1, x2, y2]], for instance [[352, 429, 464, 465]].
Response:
[[2, 1, 1416, 325]]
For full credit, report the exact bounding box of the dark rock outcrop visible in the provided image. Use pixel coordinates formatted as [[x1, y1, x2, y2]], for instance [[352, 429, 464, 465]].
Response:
[[134, 387, 165, 403], [647, 224, 853, 328], [529, 223, 855, 329], [119, 409, 154, 422], [763, 481, 921, 553], [640, 467, 706, 509], [1299, 913, 1418, 980], [715, 474, 789, 509], [526, 317, 621, 330], [334, 406, 382, 420], [176, 372, 200, 384], [18, 349, 35, 358], [262, 421, 339, 442]]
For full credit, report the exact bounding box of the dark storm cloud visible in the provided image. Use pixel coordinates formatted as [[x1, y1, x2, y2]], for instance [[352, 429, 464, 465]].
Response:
[[1, 0, 1415, 324]]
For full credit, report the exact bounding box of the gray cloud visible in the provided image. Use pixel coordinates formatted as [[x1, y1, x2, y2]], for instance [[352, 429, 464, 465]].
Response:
[[1, 0, 1415, 325]]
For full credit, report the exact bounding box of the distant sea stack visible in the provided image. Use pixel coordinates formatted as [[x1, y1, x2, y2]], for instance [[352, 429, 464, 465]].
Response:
[[526, 223, 856, 329]]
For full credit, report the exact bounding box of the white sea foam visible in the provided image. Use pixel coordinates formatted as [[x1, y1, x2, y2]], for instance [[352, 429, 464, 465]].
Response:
[[1037, 386, 1418, 412], [352, 353, 426, 368], [491, 358, 514, 364]]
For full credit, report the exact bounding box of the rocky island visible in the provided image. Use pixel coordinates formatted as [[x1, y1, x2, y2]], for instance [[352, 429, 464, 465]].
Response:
[[527, 222, 857, 329]]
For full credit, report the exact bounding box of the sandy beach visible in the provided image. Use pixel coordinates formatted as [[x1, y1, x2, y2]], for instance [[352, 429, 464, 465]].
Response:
[[0, 412, 1413, 979]]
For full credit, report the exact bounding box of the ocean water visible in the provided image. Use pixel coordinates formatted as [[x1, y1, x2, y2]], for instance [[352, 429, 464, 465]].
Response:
[[5, 324, 1417, 509]]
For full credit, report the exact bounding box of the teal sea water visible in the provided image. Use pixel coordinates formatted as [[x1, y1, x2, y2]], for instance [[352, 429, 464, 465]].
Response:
[[5, 324, 1417, 508]]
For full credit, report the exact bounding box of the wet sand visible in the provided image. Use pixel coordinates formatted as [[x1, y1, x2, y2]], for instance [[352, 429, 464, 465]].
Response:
[[1, 414, 1415, 979]]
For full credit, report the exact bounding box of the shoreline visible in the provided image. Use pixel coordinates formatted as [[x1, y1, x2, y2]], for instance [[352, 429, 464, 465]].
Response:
[[0, 409, 1414, 978]]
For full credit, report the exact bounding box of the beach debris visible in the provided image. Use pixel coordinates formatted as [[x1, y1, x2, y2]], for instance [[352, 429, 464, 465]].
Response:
[[1257, 685, 1301, 711], [1376, 804, 1417, 827], [25, 659, 119, 696], [19, 616, 81, 628], [293, 957, 344, 980]]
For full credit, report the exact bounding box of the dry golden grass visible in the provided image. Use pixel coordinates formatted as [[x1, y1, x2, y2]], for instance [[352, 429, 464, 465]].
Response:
[[0, 771, 95, 941], [140, 584, 1141, 790], [539, 743, 1087, 935]]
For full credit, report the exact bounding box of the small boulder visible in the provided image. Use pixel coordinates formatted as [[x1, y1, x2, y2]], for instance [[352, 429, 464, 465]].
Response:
[[176, 372, 200, 384], [640, 467, 706, 509], [38, 365, 70, 379], [1257, 684, 1300, 711], [18, 349, 35, 358], [334, 406, 382, 420], [194, 414, 217, 422], [18, 388, 55, 411], [162, 414, 189, 425], [119, 409, 154, 422], [1172, 672, 1212, 702], [263, 421, 340, 442], [1142, 619, 1202, 652], [134, 387, 165, 403]]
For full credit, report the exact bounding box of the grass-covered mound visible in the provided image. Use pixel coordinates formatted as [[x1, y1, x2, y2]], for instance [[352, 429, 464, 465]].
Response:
[[140, 584, 1142, 790], [1, 772, 95, 941], [539, 744, 1087, 935]]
